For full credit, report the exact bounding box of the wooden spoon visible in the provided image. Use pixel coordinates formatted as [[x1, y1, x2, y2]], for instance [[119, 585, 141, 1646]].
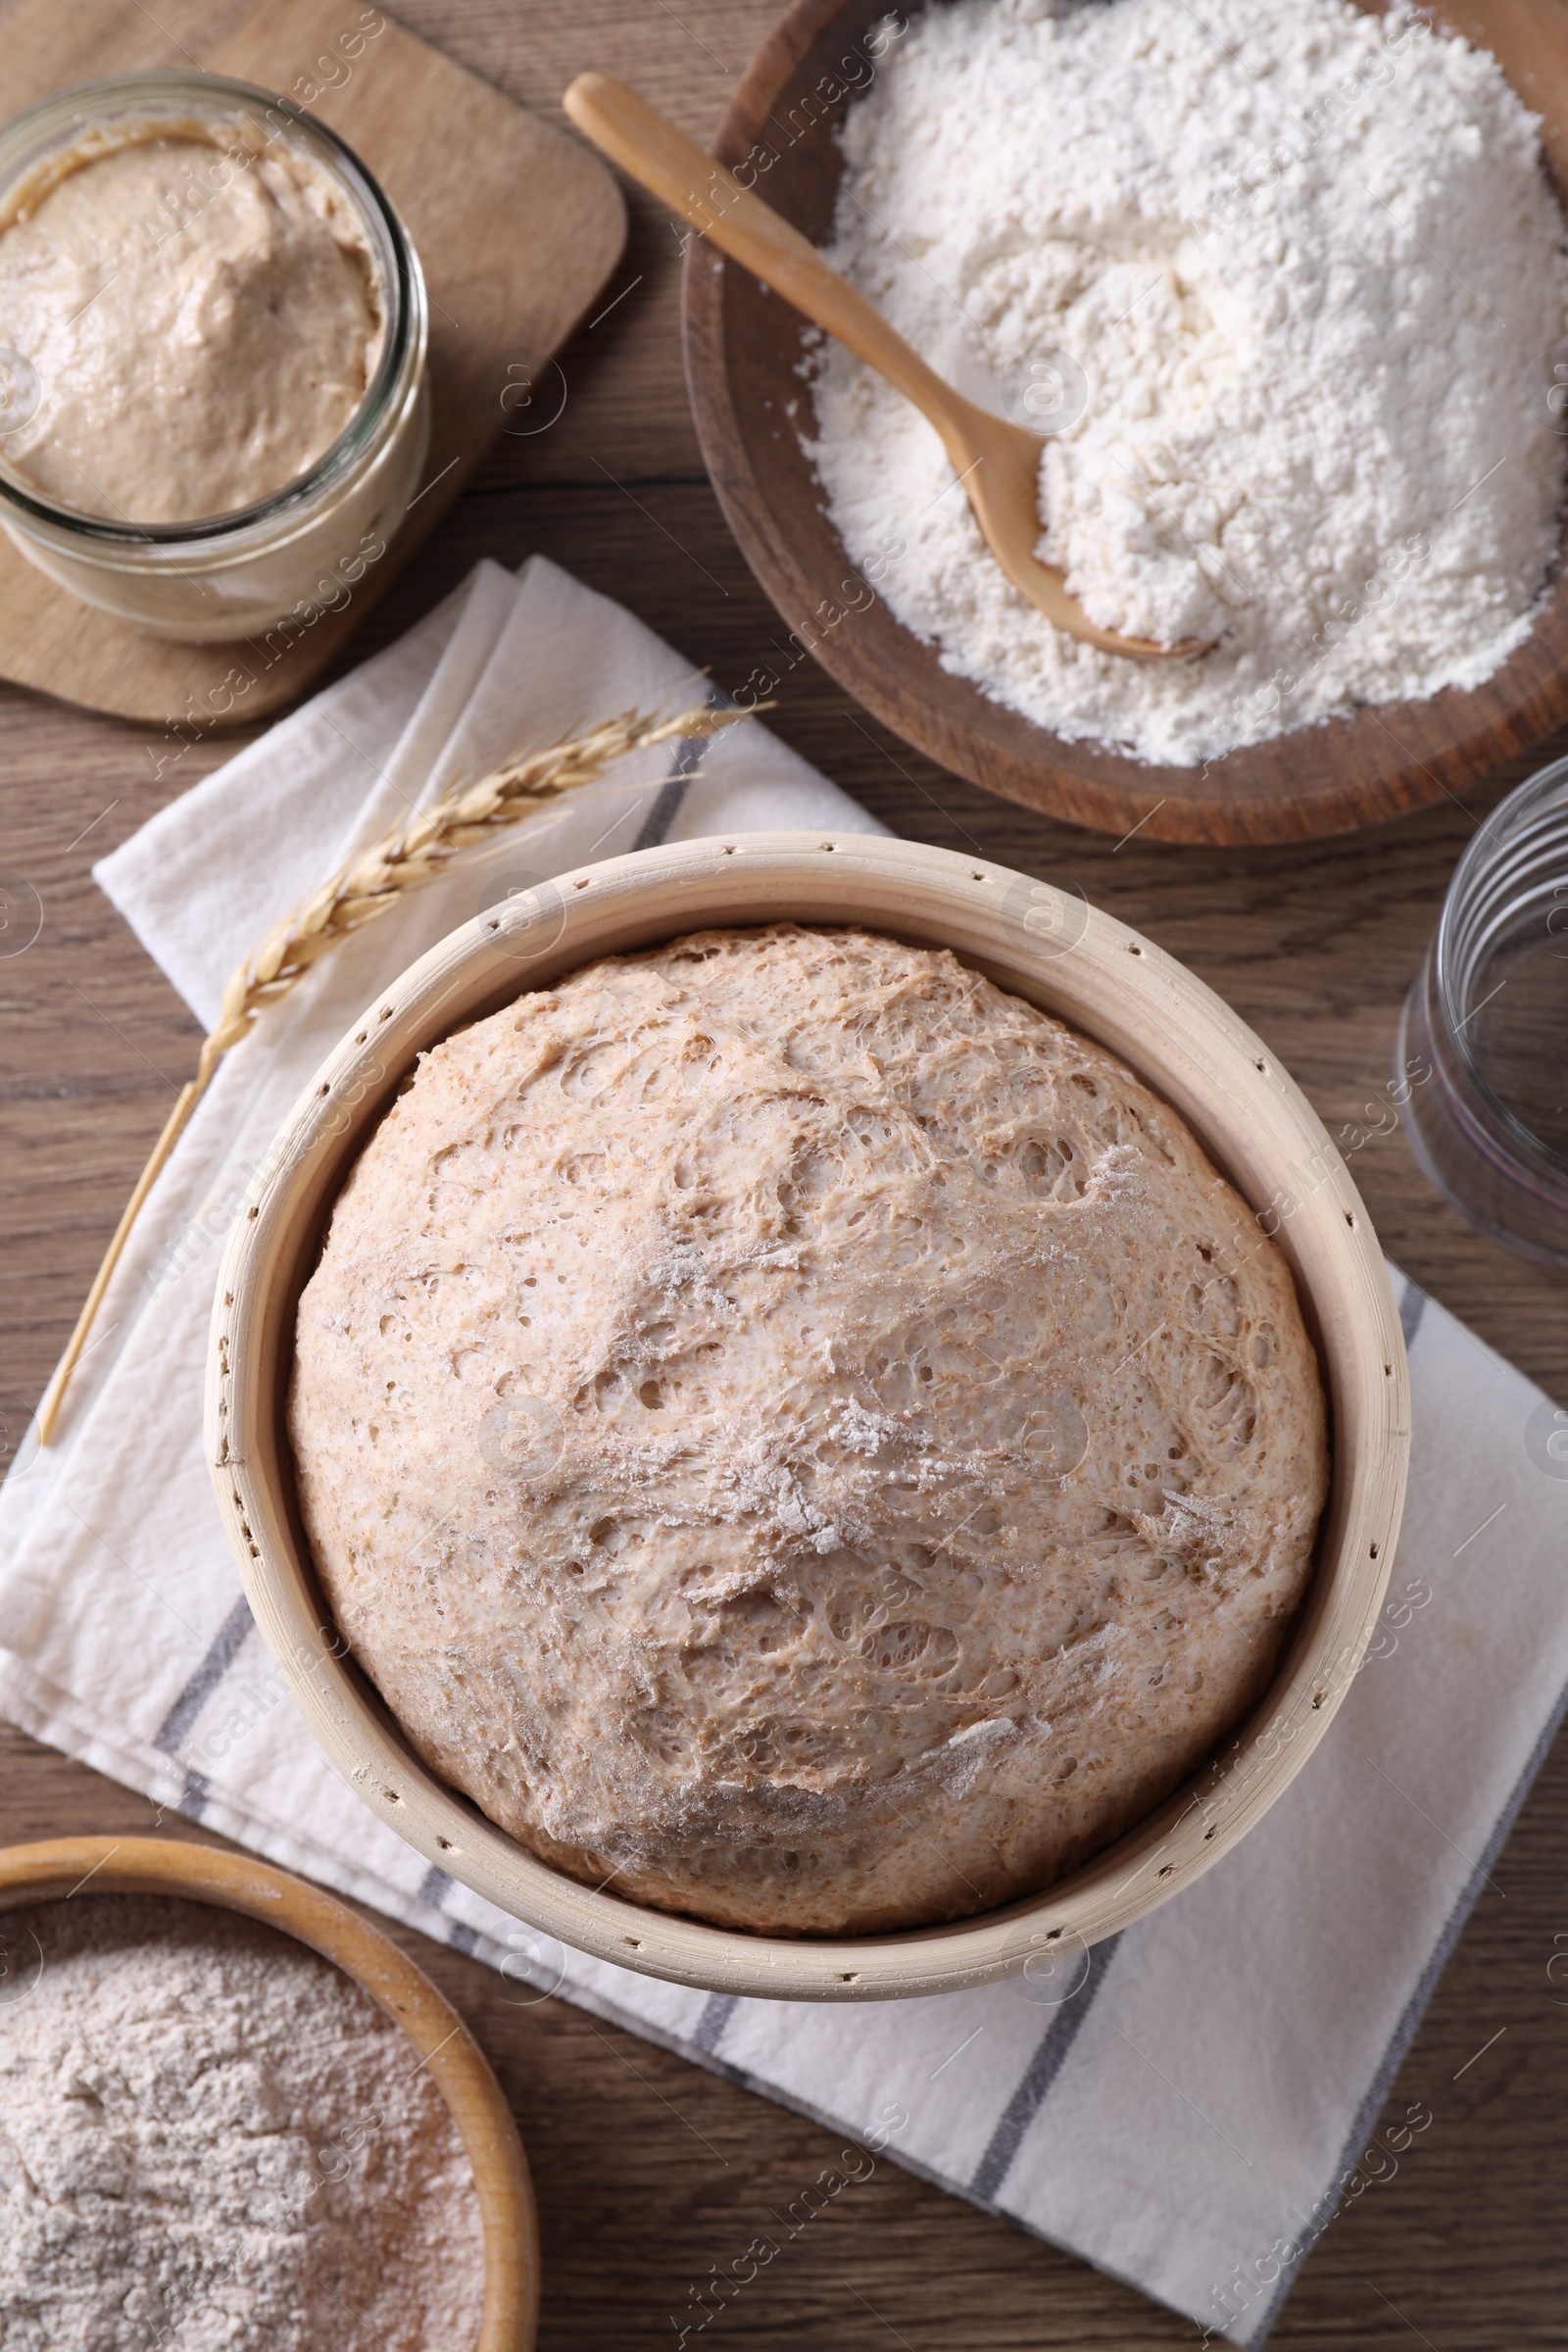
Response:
[[564, 72, 1203, 662]]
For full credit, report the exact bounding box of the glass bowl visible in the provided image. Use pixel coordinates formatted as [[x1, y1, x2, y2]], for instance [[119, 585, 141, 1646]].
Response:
[[1401, 756, 1568, 1264]]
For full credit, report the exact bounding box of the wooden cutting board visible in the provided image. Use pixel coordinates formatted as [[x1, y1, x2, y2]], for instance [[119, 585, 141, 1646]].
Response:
[[0, 0, 625, 730]]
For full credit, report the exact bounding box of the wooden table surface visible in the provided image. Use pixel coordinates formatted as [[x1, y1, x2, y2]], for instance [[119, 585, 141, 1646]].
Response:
[[3, 3, 1568, 2345]]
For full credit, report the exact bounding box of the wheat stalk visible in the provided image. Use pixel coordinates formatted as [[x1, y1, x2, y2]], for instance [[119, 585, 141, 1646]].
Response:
[[36, 698, 756, 1445]]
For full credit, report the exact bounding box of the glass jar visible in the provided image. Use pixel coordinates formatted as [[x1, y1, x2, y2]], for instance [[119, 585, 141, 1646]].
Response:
[[1400, 755, 1568, 1265], [0, 73, 428, 642]]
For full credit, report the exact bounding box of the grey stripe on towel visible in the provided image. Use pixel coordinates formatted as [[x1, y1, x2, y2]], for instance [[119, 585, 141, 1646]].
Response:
[[1399, 1278, 1428, 1351], [970, 1934, 1123, 2203], [692, 1991, 741, 2055], [632, 686, 728, 853], [153, 1594, 255, 1752], [417, 1863, 455, 1910]]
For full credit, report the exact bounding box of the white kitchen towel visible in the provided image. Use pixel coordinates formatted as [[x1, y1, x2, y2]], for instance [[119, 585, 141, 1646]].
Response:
[[3, 554, 1567, 2347]]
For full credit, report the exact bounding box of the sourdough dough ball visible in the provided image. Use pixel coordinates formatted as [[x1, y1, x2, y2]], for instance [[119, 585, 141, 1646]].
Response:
[[290, 925, 1328, 1936]]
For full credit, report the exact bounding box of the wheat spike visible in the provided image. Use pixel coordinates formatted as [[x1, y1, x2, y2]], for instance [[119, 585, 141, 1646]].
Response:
[[36, 698, 757, 1445]]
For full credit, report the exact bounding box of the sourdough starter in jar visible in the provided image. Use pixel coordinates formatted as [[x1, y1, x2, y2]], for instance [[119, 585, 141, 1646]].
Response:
[[0, 125, 384, 523]]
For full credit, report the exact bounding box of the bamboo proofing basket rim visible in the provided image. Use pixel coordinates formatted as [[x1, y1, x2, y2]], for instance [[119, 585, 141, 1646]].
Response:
[[206, 832, 1410, 2000], [0, 1835, 538, 2348]]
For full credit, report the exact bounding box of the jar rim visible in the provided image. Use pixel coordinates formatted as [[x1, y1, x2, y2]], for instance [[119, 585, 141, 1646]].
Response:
[[1434, 749, 1568, 1174], [0, 71, 418, 548]]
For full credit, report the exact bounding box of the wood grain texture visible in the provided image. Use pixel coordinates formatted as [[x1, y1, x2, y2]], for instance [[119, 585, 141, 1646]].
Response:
[[0, 0, 625, 723], [2, 0, 1568, 2343], [684, 0, 1568, 844], [0, 1836, 540, 2349]]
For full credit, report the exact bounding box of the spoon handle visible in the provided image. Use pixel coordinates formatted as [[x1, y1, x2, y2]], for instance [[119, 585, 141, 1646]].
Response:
[[564, 73, 970, 467]]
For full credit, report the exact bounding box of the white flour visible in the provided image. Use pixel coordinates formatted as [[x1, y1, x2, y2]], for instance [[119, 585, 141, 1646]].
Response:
[[0, 1895, 485, 2352], [808, 0, 1568, 766]]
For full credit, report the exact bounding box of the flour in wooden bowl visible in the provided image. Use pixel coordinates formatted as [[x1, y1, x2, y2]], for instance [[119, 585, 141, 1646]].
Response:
[[0, 1894, 483, 2350], [289, 925, 1329, 1936], [808, 0, 1568, 766]]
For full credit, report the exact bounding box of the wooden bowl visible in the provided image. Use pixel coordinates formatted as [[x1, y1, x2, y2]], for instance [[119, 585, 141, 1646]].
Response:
[[682, 0, 1568, 846], [207, 832, 1409, 1998], [0, 1835, 539, 2350]]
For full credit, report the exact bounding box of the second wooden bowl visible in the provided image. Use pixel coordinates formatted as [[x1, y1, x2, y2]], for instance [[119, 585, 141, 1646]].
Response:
[[0, 1835, 538, 2350], [206, 833, 1409, 2000], [682, 0, 1568, 846]]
